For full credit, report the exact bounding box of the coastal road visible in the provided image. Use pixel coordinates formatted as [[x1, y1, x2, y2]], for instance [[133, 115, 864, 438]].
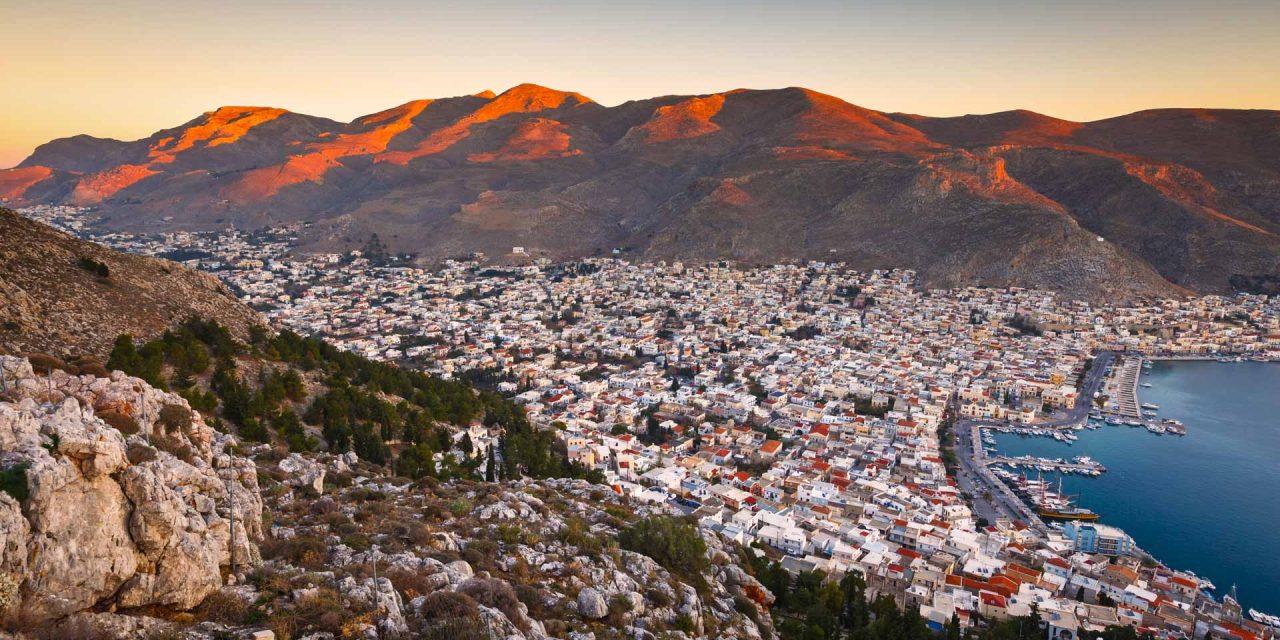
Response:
[[949, 351, 1114, 531]]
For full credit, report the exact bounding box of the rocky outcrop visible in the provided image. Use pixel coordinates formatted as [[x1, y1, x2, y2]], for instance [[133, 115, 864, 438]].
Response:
[[0, 355, 263, 627], [277, 452, 325, 494], [253, 466, 774, 640]]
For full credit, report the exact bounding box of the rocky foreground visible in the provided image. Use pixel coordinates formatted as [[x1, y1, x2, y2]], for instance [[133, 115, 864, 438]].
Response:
[[0, 355, 774, 639]]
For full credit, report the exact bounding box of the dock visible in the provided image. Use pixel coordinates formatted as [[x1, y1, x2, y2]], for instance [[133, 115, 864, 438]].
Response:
[[1103, 356, 1143, 418], [984, 456, 1106, 475]]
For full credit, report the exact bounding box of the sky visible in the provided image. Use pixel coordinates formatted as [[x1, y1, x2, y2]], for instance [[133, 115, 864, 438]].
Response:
[[3, 0, 1279, 168]]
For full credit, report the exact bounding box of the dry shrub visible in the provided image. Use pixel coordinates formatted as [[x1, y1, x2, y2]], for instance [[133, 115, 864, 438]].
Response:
[[261, 535, 328, 570], [157, 404, 193, 435], [152, 432, 196, 465], [415, 590, 488, 640], [126, 441, 158, 466], [458, 577, 527, 631], [259, 444, 290, 463], [251, 567, 291, 596], [309, 496, 339, 516], [461, 539, 498, 574], [407, 521, 434, 547], [98, 410, 140, 435], [514, 583, 550, 620], [72, 357, 110, 378], [268, 609, 299, 640], [194, 588, 250, 624], [384, 566, 440, 600], [296, 587, 354, 634], [24, 353, 75, 376]]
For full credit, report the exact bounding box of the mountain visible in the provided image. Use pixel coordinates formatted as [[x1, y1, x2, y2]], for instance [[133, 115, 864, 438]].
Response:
[[5, 84, 1280, 298], [0, 207, 262, 358]]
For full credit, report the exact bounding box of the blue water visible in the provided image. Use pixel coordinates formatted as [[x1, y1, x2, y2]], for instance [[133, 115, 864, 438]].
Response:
[[991, 360, 1280, 614]]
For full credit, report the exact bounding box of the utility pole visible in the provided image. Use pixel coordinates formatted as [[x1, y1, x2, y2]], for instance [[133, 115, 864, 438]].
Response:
[[226, 475, 237, 581], [370, 543, 382, 630]]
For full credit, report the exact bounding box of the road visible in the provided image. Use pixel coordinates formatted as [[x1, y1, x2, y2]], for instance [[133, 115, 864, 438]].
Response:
[[949, 351, 1114, 532]]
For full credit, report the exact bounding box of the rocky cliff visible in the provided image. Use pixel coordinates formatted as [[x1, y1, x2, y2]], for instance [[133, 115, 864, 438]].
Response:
[[5, 85, 1279, 298], [0, 355, 263, 630], [0, 207, 262, 359]]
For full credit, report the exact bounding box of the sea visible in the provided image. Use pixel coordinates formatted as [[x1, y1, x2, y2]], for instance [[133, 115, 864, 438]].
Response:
[[991, 360, 1280, 615]]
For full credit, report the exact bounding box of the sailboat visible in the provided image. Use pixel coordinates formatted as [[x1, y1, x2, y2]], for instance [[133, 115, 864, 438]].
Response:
[[1036, 473, 1100, 521]]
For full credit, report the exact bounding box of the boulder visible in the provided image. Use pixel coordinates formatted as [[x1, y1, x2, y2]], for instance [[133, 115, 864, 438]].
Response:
[[278, 452, 326, 494], [577, 586, 608, 620]]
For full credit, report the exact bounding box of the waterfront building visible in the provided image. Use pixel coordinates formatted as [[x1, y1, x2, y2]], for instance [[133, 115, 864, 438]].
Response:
[[1063, 521, 1134, 556]]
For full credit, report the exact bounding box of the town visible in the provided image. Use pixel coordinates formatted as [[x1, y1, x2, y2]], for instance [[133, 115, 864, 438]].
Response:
[[20, 204, 1280, 640]]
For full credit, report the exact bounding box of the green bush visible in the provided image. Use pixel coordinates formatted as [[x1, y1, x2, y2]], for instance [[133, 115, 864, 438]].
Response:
[[618, 516, 709, 591], [0, 463, 30, 502]]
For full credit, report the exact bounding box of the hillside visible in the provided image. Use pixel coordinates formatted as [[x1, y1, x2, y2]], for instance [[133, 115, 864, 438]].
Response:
[[3, 85, 1280, 297], [0, 207, 262, 358]]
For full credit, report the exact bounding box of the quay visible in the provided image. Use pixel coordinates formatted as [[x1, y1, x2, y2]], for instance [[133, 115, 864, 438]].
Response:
[[1103, 356, 1143, 418]]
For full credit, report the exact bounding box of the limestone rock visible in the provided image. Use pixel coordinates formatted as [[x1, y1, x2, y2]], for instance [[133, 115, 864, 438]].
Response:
[[279, 452, 326, 494], [577, 586, 608, 620], [0, 356, 264, 624]]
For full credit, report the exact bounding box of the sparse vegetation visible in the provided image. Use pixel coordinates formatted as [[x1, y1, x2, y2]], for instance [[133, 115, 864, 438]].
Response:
[[76, 256, 109, 278]]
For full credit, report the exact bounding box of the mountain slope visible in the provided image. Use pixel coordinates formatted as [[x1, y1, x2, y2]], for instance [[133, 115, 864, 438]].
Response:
[[0, 207, 262, 357], [5, 85, 1279, 298]]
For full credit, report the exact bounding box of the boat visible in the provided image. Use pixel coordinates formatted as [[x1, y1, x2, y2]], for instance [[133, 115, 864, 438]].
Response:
[[1248, 609, 1280, 629], [1039, 505, 1101, 521], [1140, 383, 1153, 388], [1141, 403, 1159, 410]]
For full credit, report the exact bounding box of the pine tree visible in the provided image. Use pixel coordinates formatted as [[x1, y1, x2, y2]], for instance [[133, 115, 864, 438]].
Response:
[[947, 612, 962, 640]]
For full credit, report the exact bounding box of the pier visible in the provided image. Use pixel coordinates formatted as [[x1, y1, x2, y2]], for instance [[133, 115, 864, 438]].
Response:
[[983, 456, 1106, 475], [1103, 356, 1143, 418]]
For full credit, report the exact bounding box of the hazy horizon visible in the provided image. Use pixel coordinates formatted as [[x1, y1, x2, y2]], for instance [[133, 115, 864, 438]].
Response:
[[4, 0, 1280, 168]]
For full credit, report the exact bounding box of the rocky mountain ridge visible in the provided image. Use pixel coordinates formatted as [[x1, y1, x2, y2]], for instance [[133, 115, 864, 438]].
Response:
[[4, 85, 1279, 298], [0, 207, 263, 359]]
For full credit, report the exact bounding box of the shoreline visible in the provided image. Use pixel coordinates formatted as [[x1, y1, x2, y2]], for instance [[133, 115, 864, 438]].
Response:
[[1009, 360, 1280, 616]]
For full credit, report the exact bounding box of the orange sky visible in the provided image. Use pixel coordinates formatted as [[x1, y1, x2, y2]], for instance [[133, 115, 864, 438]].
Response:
[[4, 0, 1279, 168]]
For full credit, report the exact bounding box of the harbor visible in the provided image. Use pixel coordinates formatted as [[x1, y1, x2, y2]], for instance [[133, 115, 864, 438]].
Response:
[[989, 359, 1280, 615]]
